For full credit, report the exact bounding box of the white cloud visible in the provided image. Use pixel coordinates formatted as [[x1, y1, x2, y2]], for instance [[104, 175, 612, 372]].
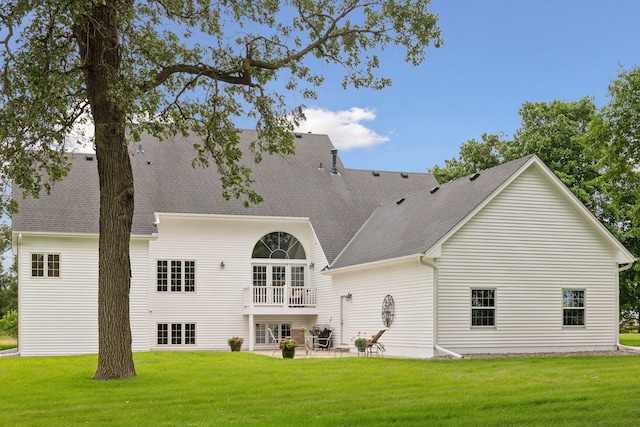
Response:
[[295, 107, 390, 150]]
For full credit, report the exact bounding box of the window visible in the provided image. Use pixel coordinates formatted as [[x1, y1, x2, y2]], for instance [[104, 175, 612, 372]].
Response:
[[158, 323, 196, 346], [157, 324, 168, 345], [184, 261, 195, 292], [251, 232, 307, 306], [157, 261, 168, 291], [31, 253, 60, 278], [171, 324, 182, 344], [157, 260, 196, 292], [255, 322, 292, 345], [563, 289, 585, 326], [185, 323, 196, 345], [291, 266, 304, 287], [252, 232, 306, 259], [471, 289, 495, 327]]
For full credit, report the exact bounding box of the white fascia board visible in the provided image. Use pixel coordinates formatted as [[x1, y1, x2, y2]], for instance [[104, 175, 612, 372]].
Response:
[[154, 212, 310, 224], [13, 231, 157, 241], [322, 253, 419, 275], [422, 245, 442, 259]]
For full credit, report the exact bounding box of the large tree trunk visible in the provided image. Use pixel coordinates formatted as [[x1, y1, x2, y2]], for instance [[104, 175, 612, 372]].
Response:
[[75, 2, 136, 380]]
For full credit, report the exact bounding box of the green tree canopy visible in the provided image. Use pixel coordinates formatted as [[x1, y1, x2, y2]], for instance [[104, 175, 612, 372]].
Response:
[[430, 98, 600, 212], [1, 0, 442, 379], [589, 67, 640, 328]]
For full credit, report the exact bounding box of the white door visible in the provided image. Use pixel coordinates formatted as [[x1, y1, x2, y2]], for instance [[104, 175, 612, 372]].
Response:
[[340, 296, 350, 345]]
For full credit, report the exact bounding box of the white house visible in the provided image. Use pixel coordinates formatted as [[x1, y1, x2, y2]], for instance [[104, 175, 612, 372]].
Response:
[[12, 131, 635, 358]]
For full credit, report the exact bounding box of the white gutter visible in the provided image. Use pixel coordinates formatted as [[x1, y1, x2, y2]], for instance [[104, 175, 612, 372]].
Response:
[[419, 255, 463, 359], [618, 262, 634, 272]]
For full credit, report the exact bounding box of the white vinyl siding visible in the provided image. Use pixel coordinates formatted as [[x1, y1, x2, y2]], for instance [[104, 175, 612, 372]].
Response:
[[18, 236, 150, 356], [437, 166, 620, 354], [148, 215, 326, 351], [331, 259, 435, 358]]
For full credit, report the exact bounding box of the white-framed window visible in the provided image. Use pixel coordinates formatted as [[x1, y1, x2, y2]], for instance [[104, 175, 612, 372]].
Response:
[[157, 323, 168, 345], [157, 323, 196, 345], [471, 289, 495, 327], [255, 322, 292, 345], [562, 289, 585, 326], [31, 253, 60, 278], [251, 232, 308, 305], [157, 260, 196, 292]]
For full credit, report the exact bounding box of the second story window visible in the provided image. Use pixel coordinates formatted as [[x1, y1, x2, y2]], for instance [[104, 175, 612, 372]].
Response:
[[157, 260, 196, 292], [31, 253, 60, 278]]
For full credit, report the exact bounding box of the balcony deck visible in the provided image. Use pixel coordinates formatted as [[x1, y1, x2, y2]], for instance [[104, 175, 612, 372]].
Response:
[[242, 286, 318, 315]]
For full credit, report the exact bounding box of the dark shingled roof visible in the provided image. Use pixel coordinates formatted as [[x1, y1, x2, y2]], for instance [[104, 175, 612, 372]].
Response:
[[330, 155, 535, 269], [12, 130, 438, 264]]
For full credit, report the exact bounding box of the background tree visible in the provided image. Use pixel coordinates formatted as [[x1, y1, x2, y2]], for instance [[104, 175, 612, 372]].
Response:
[[429, 133, 505, 184], [0, 223, 16, 319], [0, 1, 442, 379], [430, 98, 601, 212], [589, 67, 640, 329]]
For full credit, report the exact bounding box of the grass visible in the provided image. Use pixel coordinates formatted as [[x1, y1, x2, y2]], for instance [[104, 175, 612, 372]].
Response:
[[0, 335, 17, 351], [1, 352, 640, 426], [619, 332, 640, 346]]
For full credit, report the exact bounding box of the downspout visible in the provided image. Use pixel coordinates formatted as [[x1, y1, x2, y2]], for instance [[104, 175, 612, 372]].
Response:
[[617, 262, 640, 352], [419, 255, 463, 359]]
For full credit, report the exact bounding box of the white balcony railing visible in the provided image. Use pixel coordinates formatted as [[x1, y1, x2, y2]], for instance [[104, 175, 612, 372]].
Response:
[[244, 286, 317, 308]]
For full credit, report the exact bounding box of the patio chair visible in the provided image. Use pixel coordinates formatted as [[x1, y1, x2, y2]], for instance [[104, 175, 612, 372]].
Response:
[[267, 327, 281, 356], [313, 329, 333, 351], [366, 329, 386, 357]]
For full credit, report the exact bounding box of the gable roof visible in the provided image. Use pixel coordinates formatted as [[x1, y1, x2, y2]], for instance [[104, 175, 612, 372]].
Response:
[[12, 130, 438, 264], [330, 155, 636, 270]]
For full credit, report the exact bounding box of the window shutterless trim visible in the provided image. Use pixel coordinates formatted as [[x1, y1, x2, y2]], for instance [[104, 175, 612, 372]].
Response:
[[156, 260, 196, 292], [30, 253, 61, 278], [562, 289, 586, 327], [157, 322, 196, 346], [470, 288, 496, 328]]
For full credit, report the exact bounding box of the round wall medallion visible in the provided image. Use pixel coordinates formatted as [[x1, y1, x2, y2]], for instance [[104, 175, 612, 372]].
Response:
[[381, 295, 395, 327]]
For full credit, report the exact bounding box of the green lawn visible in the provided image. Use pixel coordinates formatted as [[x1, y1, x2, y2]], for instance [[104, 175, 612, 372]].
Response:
[[1, 352, 640, 426], [619, 332, 640, 346]]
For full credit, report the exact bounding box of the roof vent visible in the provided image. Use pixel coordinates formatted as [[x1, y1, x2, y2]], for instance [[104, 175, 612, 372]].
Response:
[[318, 162, 324, 171], [146, 161, 152, 165], [396, 198, 405, 205], [136, 144, 144, 154], [330, 149, 339, 175], [470, 172, 480, 181], [430, 186, 439, 194], [372, 171, 380, 177], [401, 173, 409, 178], [85, 155, 94, 161], [295, 133, 302, 138]]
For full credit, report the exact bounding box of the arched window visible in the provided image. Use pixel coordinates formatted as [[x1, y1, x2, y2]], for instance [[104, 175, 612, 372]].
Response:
[[251, 232, 307, 307], [252, 232, 306, 259]]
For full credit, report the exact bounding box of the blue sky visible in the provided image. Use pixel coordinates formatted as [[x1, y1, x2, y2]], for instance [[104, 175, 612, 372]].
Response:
[[293, 0, 640, 173]]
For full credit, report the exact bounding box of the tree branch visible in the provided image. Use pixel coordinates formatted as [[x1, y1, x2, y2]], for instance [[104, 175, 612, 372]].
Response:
[[141, 63, 255, 92]]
